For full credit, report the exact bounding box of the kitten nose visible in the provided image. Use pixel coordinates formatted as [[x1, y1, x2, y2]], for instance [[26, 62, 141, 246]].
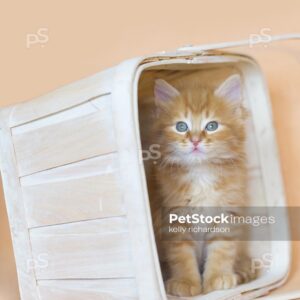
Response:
[[191, 138, 200, 146]]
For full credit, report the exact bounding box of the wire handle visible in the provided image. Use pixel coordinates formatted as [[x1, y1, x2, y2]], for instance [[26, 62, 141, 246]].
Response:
[[176, 33, 300, 52]]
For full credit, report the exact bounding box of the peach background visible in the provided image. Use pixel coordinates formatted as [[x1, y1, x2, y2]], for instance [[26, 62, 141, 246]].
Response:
[[0, 1, 299, 299]]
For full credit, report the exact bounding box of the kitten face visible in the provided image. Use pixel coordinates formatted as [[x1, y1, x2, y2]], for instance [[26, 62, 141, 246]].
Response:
[[154, 75, 247, 166]]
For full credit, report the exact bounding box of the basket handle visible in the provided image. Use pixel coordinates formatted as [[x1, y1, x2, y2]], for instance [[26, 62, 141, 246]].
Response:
[[176, 33, 300, 52]]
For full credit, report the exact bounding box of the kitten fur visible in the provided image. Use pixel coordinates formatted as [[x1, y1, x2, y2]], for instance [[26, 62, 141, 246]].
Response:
[[145, 74, 256, 296]]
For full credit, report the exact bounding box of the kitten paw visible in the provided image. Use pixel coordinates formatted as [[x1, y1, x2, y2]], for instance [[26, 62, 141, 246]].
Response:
[[235, 258, 258, 284], [166, 278, 202, 296], [236, 268, 257, 284], [203, 272, 238, 294]]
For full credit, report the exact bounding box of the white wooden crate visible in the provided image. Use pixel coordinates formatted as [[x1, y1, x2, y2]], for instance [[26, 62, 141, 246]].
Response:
[[0, 41, 292, 300]]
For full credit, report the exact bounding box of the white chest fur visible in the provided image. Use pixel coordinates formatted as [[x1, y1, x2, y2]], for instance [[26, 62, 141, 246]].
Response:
[[182, 165, 221, 206]]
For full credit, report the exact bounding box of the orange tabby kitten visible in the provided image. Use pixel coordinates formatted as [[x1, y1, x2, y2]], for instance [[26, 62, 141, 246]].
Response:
[[148, 74, 255, 296]]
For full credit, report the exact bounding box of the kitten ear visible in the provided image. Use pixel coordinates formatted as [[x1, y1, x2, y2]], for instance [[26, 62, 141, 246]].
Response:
[[214, 74, 242, 102], [154, 79, 180, 103]]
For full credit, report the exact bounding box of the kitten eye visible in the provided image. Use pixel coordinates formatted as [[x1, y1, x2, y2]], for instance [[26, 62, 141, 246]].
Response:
[[205, 121, 219, 132], [176, 121, 189, 132]]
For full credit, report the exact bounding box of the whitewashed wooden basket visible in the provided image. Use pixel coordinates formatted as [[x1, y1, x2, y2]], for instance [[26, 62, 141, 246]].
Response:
[[0, 36, 297, 300]]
